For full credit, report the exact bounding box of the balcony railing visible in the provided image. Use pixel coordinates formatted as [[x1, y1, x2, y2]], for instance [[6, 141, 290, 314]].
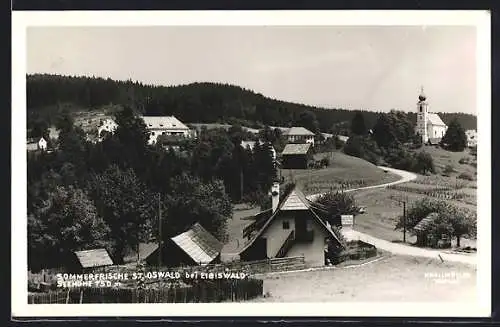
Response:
[[275, 230, 295, 258]]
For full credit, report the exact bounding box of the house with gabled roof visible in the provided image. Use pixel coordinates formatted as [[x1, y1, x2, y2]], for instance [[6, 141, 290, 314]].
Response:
[[285, 126, 315, 145], [281, 143, 313, 169], [143, 222, 223, 267], [141, 116, 195, 145], [239, 183, 345, 267]]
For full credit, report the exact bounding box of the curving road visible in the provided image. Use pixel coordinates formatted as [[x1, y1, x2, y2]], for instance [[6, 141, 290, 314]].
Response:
[[306, 166, 417, 201], [307, 166, 477, 266]]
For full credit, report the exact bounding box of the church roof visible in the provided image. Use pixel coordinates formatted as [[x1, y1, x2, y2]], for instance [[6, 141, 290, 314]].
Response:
[[427, 113, 446, 126]]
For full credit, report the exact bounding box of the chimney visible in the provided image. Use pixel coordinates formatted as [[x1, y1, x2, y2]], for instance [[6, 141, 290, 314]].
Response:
[[271, 182, 280, 213]]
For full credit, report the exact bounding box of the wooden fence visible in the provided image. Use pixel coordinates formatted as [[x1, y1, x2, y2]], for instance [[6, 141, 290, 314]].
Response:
[[28, 278, 263, 304]]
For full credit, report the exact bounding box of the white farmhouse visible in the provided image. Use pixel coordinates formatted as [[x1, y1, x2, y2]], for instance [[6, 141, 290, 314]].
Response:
[[285, 127, 315, 146], [141, 116, 193, 145], [97, 118, 118, 141], [414, 87, 448, 144], [465, 129, 477, 148], [38, 137, 47, 151]]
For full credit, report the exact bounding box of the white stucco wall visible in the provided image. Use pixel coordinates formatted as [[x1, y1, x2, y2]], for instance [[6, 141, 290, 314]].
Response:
[[429, 124, 447, 139], [287, 219, 329, 267], [261, 213, 296, 258], [261, 211, 328, 267]]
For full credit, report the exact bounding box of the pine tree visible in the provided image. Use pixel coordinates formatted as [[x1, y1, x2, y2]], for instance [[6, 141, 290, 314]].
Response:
[[441, 119, 467, 151], [350, 111, 367, 135]]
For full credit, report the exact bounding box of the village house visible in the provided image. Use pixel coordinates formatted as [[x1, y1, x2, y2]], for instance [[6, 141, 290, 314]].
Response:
[[465, 129, 477, 148], [97, 118, 119, 141], [284, 127, 315, 146], [239, 183, 345, 267], [281, 143, 313, 169], [27, 137, 48, 152], [415, 87, 448, 144], [130, 223, 223, 267], [142, 116, 195, 145]]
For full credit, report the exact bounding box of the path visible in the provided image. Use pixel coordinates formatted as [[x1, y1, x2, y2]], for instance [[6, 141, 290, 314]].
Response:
[[306, 166, 418, 201], [307, 166, 476, 266], [343, 229, 476, 265]]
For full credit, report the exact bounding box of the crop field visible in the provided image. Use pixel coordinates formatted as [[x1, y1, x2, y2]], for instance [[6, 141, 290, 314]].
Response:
[[414, 145, 477, 177], [281, 152, 400, 196], [352, 174, 477, 247]]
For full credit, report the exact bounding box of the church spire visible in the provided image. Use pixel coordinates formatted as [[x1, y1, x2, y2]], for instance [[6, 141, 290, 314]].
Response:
[[418, 85, 426, 101]]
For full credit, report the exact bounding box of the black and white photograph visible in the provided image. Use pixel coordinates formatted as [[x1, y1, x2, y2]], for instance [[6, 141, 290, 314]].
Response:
[[12, 10, 491, 317]]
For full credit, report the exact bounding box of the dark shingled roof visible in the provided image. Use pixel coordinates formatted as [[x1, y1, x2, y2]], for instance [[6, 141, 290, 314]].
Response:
[[123, 243, 159, 263], [74, 248, 113, 268], [282, 143, 312, 155], [413, 212, 440, 232], [171, 223, 223, 264]]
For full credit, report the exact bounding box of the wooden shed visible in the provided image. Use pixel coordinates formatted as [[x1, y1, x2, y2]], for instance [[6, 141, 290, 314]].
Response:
[[145, 223, 224, 267], [281, 143, 313, 169], [413, 212, 451, 248], [68, 248, 114, 273]]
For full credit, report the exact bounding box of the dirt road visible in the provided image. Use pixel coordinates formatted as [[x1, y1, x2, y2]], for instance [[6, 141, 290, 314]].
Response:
[[308, 166, 476, 266]]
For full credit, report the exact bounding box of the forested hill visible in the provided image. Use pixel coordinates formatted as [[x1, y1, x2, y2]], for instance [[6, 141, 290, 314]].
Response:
[[26, 74, 477, 132]]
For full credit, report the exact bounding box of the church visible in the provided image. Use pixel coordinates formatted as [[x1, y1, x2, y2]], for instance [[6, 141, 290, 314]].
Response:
[[415, 87, 448, 144]]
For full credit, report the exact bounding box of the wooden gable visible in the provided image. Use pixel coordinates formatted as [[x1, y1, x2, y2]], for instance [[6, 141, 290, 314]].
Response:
[[280, 190, 309, 211]]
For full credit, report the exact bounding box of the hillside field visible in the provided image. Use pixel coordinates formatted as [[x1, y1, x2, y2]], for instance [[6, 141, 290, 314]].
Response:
[[352, 146, 477, 247], [280, 151, 401, 196]]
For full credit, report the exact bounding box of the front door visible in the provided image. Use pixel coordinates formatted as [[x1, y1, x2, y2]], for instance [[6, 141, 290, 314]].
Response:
[[295, 215, 306, 239]]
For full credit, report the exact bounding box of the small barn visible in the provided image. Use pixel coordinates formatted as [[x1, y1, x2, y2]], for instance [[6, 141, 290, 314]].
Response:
[[67, 248, 114, 273], [281, 143, 313, 169], [239, 184, 344, 267], [145, 223, 223, 267], [123, 243, 160, 264], [413, 212, 451, 248]]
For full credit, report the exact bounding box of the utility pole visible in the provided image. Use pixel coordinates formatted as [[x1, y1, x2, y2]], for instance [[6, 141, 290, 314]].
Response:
[[391, 195, 408, 243], [158, 192, 162, 268], [403, 200, 407, 243]]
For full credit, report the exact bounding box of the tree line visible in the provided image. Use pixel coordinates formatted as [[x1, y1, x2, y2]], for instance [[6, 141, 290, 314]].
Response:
[[26, 74, 477, 136], [28, 106, 277, 271], [343, 110, 469, 174]]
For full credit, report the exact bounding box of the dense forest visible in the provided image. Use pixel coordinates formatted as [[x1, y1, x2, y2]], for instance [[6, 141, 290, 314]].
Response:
[[28, 106, 279, 271], [26, 74, 477, 133]]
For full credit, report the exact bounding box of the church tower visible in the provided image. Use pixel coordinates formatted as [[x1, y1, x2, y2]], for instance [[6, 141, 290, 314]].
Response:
[[415, 86, 429, 143]]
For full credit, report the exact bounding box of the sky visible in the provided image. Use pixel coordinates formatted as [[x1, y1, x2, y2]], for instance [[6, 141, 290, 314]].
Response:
[[26, 25, 477, 114]]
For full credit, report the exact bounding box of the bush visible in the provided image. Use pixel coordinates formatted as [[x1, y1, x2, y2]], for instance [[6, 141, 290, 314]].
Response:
[[320, 156, 330, 168], [343, 135, 381, 165], [458, 157, 469, 165], [413, 151, 435, 175], [442, 164, 455, 176], [457, 172, 474, 181]]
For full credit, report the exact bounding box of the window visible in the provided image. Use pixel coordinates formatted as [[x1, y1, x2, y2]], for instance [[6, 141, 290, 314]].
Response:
[[151, 132, 155, 136], [159, 124, 164, 127], [306, 219, 313, 231], [282, 221, 290, 230]]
